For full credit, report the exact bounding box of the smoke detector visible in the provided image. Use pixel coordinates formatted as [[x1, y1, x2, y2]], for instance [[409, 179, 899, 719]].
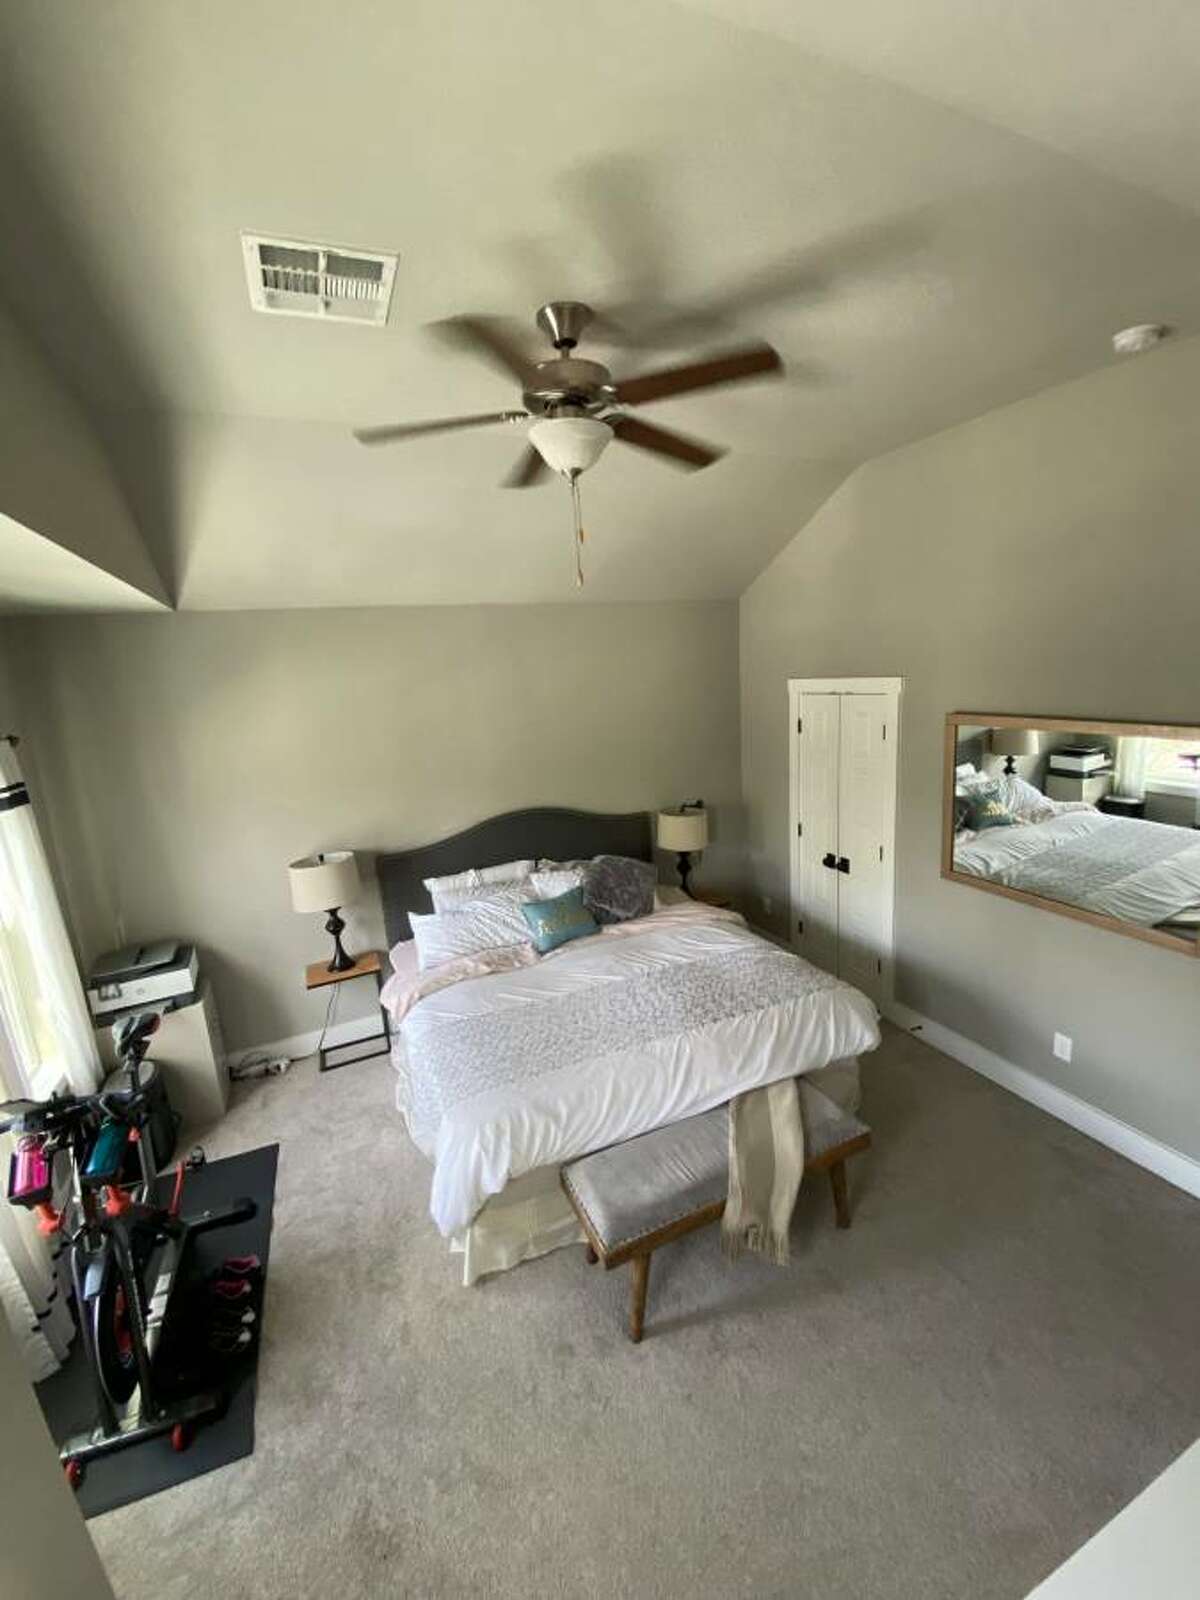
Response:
[[1111, 323, 1167, 356], [242, 233, 398, 325]]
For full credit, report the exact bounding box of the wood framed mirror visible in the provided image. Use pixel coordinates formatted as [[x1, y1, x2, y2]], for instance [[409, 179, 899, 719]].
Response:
[[942, 712, 1200, 958]]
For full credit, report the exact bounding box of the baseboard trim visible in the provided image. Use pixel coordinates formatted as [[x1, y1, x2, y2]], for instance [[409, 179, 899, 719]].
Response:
[[884, 1001, 1200, 1200], [230, 1011, 383, 1073]]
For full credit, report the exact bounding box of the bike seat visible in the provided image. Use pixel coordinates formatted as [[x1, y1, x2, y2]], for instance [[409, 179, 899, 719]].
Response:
[[112, 1010, 161, 1060]]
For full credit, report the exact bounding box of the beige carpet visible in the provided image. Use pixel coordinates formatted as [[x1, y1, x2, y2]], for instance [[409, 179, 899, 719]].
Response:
[[89, 1023, 1200, 1600]]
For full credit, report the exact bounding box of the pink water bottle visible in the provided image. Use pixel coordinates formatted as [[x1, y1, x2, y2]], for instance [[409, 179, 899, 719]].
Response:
[[8, 1134, 52, 1207]]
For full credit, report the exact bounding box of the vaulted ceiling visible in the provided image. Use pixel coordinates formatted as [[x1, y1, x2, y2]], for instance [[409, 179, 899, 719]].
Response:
[[1, 1, 1198, 611]]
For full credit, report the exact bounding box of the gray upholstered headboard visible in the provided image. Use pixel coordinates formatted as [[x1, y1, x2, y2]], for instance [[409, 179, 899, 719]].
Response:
[[376, 807, 654, 948], [955, 732, 987, 771]]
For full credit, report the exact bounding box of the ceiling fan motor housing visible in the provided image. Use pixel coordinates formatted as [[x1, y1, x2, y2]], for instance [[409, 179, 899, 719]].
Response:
[[523, 357, 615, 417]]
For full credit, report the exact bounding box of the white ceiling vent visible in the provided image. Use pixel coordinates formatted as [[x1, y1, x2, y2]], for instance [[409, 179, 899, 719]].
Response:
[[241, 233, 398, 326]]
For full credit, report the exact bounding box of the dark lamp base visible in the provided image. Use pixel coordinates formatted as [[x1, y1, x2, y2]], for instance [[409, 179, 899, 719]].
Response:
[[324, 907, 355, 972]]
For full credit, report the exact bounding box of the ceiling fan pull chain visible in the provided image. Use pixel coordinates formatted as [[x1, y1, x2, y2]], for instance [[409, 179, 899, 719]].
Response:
[[569, 471, 586, 588]]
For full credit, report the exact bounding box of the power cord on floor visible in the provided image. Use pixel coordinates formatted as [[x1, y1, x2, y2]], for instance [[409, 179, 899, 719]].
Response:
[[227, 980, 339, 1082]]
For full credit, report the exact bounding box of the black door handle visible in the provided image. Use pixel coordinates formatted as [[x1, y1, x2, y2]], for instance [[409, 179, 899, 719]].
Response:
[[837, 856, 850, 874], [822, 852, 837, 870]]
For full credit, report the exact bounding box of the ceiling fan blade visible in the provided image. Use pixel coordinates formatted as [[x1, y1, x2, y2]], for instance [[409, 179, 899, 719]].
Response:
[[502, 445, 550, 488], [430, 315, 536, 385], [604, 213, 932, 346], [354, 411, 523, 446], [610, 414, 724, 470], [615, 344, 782, 407]]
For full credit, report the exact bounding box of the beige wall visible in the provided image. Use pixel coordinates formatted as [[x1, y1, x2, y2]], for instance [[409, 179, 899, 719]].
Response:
[[0, 1312, 115, 1600], [741, 333, 1200, 1157], [0, 304, 166, 606], [9, 603, 741, 1051]]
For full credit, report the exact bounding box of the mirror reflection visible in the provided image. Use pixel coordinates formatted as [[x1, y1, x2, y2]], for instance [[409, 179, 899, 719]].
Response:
[[948, 718, 1200, 947]]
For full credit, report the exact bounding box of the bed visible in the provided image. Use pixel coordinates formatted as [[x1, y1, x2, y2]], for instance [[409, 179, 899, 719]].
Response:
[[954, 808, 1200, 932], [376, 809, 881, 1283]]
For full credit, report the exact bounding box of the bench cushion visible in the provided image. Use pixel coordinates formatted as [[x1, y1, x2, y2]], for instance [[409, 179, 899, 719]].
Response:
[[562, 1080, 869, 1255]]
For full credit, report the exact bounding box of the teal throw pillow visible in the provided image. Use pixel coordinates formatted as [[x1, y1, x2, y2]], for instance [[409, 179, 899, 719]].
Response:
[[521, 887, 599, 954], [963, 783, 1017, 831]]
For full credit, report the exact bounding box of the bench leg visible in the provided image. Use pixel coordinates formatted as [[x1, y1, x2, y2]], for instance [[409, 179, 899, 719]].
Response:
[[585, 1243, 598, 1265], [629, 1252, 652, 1343], [829, 1159, 851, 1229]]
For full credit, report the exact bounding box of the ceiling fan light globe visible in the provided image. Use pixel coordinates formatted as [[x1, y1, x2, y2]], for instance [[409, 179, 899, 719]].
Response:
[[528, 417, 613, 477]]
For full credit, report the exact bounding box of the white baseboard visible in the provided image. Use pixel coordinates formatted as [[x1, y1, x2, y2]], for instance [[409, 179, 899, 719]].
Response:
[[229, 1011, 383, 1072], [884, 1001, 1200, 1201]]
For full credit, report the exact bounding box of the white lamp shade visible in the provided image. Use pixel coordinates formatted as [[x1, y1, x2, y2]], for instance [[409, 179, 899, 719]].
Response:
[[991, 728, 1040, 758], [657, 808, 709, 852], [528, 417, 613, 476], [288, 850, 359, 914]]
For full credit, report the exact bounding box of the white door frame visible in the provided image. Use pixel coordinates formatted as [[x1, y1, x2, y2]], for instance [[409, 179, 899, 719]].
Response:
[[787, 677, 903, 1000]]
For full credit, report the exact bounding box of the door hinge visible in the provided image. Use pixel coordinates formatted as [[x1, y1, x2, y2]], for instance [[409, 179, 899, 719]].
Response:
[[879, 845, 884, 862], [798, 919, 804, 935], [797, 821, 802, 837], [882, 722, 887, 741], [797, 717, 803, 734], [876, 958, 882, 975]]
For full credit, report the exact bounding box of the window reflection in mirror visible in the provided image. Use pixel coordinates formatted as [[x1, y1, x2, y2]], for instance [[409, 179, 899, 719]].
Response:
[[944, 716, 1200, 953]]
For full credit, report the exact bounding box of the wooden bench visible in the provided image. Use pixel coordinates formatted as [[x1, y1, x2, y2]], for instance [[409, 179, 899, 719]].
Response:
[[561, 1084, 871, 1343]]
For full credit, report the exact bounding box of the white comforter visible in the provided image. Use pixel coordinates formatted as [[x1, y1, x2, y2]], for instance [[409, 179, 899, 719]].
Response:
[[390, 906, 880, 1236], [954, 810, 1200, 927]]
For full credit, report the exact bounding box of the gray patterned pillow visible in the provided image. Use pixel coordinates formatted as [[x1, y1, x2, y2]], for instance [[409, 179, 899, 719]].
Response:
[[583, 855, 656, 925]]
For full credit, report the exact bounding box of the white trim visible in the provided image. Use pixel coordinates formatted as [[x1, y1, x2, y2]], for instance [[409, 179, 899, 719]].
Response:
[[787, 676, 902, 1005], [786, 676, 904, 698], [229, 1011, 382, 1073], [884, 1000, 1200, 1200]]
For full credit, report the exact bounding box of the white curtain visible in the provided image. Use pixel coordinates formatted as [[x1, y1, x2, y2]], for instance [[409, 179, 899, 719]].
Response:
[[1113, 737, 1153, 801], [0, 738, 100, 1377]]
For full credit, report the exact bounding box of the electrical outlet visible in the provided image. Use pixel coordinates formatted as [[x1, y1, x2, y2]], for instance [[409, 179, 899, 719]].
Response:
[[1053, 1032, 1073, 1063]]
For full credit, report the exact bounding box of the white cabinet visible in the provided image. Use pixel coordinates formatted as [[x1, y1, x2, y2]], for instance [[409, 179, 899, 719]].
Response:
[[792, 687, 898, 1005]]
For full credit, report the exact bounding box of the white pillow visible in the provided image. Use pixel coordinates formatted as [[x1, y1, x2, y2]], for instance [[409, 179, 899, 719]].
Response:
[[423, 859, 535, 913], [530, 867, 585, 900], [409, 885, 535, 970], [1001, 774, 1055, 822], [955, 769, 995, 798]]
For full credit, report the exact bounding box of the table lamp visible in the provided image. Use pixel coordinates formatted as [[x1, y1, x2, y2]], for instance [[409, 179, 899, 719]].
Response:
[[991, 728, 1040, 775], [288, 850, 360, 972], [657, 802, 709, 898]]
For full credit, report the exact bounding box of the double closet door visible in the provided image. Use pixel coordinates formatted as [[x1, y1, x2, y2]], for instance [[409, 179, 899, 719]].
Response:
[[794, 689, 896, 1005]]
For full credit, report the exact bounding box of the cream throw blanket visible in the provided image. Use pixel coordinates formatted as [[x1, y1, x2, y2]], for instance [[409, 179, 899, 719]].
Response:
[[721, 1078, 805, 1264]]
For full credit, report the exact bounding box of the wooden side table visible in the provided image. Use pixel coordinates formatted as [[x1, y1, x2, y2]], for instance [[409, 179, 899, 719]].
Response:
[[303, 950, 391, 1073], [690, 888, 734, 910]]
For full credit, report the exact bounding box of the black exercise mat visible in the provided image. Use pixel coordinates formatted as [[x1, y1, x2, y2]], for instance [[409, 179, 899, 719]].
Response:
[[35, 1142, 278, 1518]]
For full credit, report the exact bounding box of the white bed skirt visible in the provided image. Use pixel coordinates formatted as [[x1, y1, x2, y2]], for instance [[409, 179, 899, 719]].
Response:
[[448, 1053, 863, 1286]]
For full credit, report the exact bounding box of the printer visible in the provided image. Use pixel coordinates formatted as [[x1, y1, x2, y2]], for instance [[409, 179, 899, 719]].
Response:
[[86, 941, 200, 1019]]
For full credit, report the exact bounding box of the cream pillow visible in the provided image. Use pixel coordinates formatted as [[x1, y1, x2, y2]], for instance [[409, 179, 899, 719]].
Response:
[[409, 885, 535, 970], [424, 859, 535, 913]]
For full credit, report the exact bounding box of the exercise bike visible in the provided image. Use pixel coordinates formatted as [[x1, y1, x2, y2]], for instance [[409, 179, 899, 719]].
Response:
[[3, 1011, 256, 1486]]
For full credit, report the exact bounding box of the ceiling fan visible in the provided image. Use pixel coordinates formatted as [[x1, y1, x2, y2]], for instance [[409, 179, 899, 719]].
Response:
[[355, 300, 781, 583], [355, 300, 782, 480]]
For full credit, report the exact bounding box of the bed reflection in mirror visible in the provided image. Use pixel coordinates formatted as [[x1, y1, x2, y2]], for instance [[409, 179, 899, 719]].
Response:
[[943, 714, 1200, 956]]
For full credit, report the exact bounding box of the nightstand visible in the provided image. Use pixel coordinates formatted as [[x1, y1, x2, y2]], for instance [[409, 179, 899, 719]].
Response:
[[690, 888, 734, 910], [304, 950, 390, 1074]]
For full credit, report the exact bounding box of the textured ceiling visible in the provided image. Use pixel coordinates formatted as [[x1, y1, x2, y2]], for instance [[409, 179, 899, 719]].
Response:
[[1, 0, 1198, 609]]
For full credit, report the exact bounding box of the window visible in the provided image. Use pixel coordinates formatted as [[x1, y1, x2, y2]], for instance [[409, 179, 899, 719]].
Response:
[[0, 902, 68, 1096], [1144, 738, 1200, 796]]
